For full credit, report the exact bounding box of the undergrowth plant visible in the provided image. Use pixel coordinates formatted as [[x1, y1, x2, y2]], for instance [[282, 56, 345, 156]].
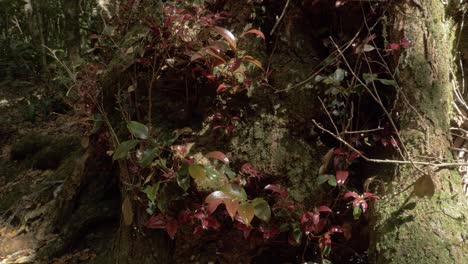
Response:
[[75, 0, 412, 263]]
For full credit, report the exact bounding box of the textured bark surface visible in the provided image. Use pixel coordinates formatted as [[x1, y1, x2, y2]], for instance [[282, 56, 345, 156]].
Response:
[[370, 1, 468, 263]]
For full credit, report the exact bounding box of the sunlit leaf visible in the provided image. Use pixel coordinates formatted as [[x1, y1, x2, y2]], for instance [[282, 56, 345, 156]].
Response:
[[127, 121, 149, 139], [343, 191, 359, 199], [204, 165, 225, 182], [318, 205, 332, 213], [205, 151, 229, 164], [224, 198, 239, 219], [205, 191, 230, 214], [113, 140, 139, 160], [238, 202, 255, 226], [252, 198, 271, 222], [212, 26, 237, 50], [241, 29, 265, 40], [222, 184, 247, 201], [336, 170, 349, 186], [188, 164, 207, 181], [242, 55, 264, 71]]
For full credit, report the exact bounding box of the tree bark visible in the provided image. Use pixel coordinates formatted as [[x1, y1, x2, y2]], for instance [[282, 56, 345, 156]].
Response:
[[62, 0, 81, 67], [370, 1, 468, 263]]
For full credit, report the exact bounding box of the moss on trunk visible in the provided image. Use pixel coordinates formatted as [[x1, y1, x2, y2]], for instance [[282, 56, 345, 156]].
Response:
[[370, 1, 468, 263]]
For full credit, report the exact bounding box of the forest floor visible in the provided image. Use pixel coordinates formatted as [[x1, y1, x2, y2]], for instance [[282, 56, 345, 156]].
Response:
[[0, 81, 111, 263]]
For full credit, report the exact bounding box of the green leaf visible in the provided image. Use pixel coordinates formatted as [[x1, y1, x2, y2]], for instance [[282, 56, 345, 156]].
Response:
[[188, 164, 207, 181], [113, 140, 140, 160], [353, 205, 362, 219], [221, 184, 247, 201], [139, 148, 159, 167], [176, 173, 191, 192], [224, 166, 237, 180], [317, 174, 333, 185], [362, 73, 378, 85], [331, 68, 346, 83], [238, 202, 255, 226], [377, 78, 397, 86], [292, 226, 303, 244], [204, 165, 225, 182], [127, 121, 149, 140], [143, 182, 160, 203], [252, 198, 271, 222]]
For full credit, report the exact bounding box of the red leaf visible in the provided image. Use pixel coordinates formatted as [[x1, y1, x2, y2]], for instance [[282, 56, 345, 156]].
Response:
[[363, 192, 379, 199], [147, 215, 166, 229], [333, 148, 347, 155], [205, 151, 229, 164], [336, 170, 349, 186], [343, 191, 359, 199], [264, 184, 288, 198], [242, 29, 265, 40], [399, 38, 411, 48], [301, 212, 316, 225], [216, 83, 229, 93], [178, 210, 192, 224], [389, 43, 400, 50], [318, 205, 332, 213], [165, 219, 178, 239], [349, 151, 360, 161], [212, 26, 237, 50], [205, 191, 230, 214]]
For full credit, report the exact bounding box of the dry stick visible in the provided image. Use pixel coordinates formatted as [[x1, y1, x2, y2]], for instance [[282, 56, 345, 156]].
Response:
[[312, 119, 468, 168], [343, 127, 384, 134], [270, 0, 291, 36], [318, 97, 340, 136]]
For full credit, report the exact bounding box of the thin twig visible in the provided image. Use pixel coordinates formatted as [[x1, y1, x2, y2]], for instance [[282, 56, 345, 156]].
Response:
[[343, 127, 384, 134], [312, 119, 468, 168], [270, 0, 291, 36]]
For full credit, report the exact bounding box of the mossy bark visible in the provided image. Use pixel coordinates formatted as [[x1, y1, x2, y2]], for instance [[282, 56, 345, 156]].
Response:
[[370, 1, 468, 263]]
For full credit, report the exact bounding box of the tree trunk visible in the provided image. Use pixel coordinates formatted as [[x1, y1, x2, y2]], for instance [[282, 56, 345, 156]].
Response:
[[62, 0, 81, 67], [25, 0, 47, 76], [370, 1, 468, 263]]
